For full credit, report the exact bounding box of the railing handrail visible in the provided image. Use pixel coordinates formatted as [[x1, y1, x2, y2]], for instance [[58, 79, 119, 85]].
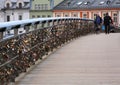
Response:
[[0, 17, 94, 84], [0, 17, 93, 32], [0, 17, 94, 68]]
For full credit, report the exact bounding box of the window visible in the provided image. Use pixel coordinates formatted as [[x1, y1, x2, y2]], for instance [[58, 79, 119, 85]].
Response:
[[100, 13, 106, 19], [65, 15, 68, 17], [73, 14, 78, 17], [19, 15, 22, 20], [77, 2, 82, 5], [83, 13, 87, 18], [35, 4, 38, 9], [56, 15, 60, 17], [32, 15, 35, 18], [38, 4, 41, 9], [84, 1, 90, 5], [64, 13, 69, 17], [7, 15, 10, 22], [34, 4, 48, 10], [84, 2, 87, 5], [114, 14, 117, 16], [67, 1, 71, 6], [106, 0, 111, 4], [71, 13, 78, 17], [41, 4, 44, 10], [19, 3, 22, 8], [44, 4, 48, 10], [42, 15, 46, 17], [37, 15, 40, 18], [99, 1, 105, 5], [55, 13, 61, 17], [48, 15, 51, 17], [113, 13, 118, 22], [93, 14, 96, 19], [6, 3, 10, 8], [103, 13, 106, 17]]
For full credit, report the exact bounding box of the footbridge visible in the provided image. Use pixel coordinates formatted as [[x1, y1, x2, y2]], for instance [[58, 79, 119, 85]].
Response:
[[0, 17, 120, 85]]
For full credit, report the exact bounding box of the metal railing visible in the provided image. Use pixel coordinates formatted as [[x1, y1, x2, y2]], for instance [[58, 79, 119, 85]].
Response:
[[0, 17, 94, 85]]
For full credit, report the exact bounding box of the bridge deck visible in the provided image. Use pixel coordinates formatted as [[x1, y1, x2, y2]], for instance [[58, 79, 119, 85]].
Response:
[[16, 33, 120, 85]]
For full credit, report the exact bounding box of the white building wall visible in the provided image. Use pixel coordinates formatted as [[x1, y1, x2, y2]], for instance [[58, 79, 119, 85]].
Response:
[[14, 10, 30, 20], [53, 12, 55, 17], [69, 12, 72, 17], [0, 12, 4, 22], [78, 12, 80, 18], [0, 9, 30, 22], [14, 11, 18, 20], [89, 12, 92, 19], [118, 11, 120, 27], [23, 10, 29, 20], [61, 12, 64, 17], [108, 11, 111, 16]]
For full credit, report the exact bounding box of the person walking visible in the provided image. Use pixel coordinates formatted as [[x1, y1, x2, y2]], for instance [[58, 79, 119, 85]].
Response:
[[94, 14, 102, 34], [103, 13, 113, 34]]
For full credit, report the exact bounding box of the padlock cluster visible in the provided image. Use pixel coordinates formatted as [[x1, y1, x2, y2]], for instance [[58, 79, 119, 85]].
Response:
[[0, 20, 94, 85]]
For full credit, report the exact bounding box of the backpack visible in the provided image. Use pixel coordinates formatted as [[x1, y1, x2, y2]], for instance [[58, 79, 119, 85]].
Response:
[[96, 16, 101, 24]]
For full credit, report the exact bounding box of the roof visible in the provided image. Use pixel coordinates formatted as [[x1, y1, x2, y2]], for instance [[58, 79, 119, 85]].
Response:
[[11, 0, 30, 2], [53, 0, 120, 10], [0, 0, 30, 9]]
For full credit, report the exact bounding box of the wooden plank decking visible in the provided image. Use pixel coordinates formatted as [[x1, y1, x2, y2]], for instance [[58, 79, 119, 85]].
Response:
[[16, 33, 120, 85]]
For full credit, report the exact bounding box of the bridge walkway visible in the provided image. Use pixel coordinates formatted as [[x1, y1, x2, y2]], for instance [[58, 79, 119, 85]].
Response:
[[16, 33, 120, 85]]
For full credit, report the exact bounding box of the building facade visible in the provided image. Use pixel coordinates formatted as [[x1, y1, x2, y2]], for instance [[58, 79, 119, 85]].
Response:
[[30, 0, 64, 18], [53, 0, 120, 27], [0, 0, 30, 22]]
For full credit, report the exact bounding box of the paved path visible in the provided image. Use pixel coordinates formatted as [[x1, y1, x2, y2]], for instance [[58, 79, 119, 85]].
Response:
[[17, 33, 120, 85]]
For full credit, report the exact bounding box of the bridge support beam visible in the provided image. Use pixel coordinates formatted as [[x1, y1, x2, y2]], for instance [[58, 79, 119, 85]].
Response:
[[41, 22, 45, 28]]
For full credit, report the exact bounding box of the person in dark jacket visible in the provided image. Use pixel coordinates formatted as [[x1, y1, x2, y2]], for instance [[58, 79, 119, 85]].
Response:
[[94, 14, 102, 33], [104, 13, 113, 34]]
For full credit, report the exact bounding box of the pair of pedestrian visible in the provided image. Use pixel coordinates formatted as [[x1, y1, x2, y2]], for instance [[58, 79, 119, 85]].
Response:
[[94, 13, 112, 34]]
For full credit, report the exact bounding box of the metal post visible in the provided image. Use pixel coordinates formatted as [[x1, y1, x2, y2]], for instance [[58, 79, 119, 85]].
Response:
[[47, 21, 50, 27], [34, 24, 37, 29], [41, 23, 45, 28], [0, 32, 3, 40], [24, 26, 30, 33], [60, 20, 62, 24], [52, 21, 55, 26], [14, 29, 18, 36], [58, 20, 61, 24], [62, 20, 65, 24], [78, 20, 80, 28]]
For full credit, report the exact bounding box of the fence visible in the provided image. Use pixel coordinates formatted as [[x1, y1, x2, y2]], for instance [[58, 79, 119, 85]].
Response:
[[0, 17, 94, 85]]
